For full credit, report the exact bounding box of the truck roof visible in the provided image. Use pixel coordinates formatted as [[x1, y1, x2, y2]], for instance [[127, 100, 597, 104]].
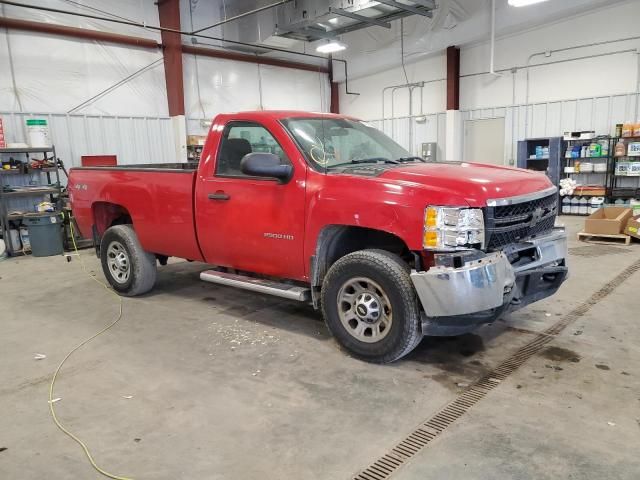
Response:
[[213, 110, 358, 121]]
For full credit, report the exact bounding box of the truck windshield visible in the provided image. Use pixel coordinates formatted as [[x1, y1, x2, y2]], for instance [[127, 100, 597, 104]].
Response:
[[281, 117, 413, 170]]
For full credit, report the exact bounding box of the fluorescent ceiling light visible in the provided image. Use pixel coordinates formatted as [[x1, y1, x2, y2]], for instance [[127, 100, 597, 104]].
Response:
[[316, 40, 347, 54], [508, 0, 550, 6]]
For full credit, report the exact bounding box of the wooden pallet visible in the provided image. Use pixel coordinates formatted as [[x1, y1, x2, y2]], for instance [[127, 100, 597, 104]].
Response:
[[577, 231, 631, 245]]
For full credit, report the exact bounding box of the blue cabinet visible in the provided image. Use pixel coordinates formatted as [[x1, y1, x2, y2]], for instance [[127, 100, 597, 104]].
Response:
[[517, 137, 562, 187]]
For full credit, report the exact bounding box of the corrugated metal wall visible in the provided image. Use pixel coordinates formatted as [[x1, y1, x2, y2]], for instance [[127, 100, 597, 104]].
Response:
[[0, 112, 178, 170], [462, 92, 640, 165], [372, 92, 639, 164], [367, 113, 448, 160]]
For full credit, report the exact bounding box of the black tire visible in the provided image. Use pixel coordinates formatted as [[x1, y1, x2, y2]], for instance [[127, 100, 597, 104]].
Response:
[[321, 249, 422, 363], [100, 224, 157, 296]]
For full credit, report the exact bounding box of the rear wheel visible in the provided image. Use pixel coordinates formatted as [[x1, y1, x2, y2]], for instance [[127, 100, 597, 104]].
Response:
[[321, 249, 422, 363], [100, 225, 157, 296]]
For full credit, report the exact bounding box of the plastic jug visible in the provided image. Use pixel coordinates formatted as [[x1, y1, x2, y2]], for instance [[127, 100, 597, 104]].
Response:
[[570, 197, 580, 214], [562, 196, 571, 214], [578, 197, 589, 215]]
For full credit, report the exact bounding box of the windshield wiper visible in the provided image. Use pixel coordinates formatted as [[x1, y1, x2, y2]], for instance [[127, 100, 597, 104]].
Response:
[[396, 156, 426, 163], [330, 157, 400, 168]]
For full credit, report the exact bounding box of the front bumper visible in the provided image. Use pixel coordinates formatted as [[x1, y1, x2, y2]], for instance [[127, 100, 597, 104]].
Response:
[[410, 228, 568, 336]]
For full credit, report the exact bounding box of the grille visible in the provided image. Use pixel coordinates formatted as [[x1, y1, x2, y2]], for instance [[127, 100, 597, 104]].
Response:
[[484, 193, 558, 250]]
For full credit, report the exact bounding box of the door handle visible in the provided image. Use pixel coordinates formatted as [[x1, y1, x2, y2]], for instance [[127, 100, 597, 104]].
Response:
[[208, 191, 230, 201]]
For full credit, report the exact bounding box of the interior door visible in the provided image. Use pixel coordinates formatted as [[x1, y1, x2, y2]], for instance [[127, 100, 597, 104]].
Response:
[[195, 121, 307, 281], [463, 117, 506, 165]]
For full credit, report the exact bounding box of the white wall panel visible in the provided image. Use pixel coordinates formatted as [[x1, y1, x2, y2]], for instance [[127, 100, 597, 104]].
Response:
[[259, 65, 329, 113], [0, 1, 167, 116], [183, 55, 262, 122], [184, 55, 330, 135]]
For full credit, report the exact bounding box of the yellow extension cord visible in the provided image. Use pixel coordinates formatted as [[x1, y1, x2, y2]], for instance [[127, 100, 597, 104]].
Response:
[[48, 219, 134, 480]]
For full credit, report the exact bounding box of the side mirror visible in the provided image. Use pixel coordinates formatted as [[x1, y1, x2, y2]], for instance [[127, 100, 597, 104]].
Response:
[[240, 152, 293, 182]]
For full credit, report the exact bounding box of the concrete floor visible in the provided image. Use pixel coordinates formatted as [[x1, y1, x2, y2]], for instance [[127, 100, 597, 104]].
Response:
[[1, 216, 639, 479]]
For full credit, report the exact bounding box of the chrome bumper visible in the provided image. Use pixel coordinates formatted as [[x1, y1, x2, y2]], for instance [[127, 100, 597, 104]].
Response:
[[410, 228, 567, 319]]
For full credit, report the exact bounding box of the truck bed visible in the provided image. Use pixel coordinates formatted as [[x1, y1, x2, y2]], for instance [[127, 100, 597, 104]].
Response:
[[69, 164, 204, 261]]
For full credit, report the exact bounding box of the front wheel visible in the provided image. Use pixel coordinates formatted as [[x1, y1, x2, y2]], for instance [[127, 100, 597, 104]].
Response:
[[321, 249, 422, 363], [100, 224, 157, 296]]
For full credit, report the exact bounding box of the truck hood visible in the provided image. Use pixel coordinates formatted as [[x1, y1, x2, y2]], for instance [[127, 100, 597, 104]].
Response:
[[378, 162, 554, 207]]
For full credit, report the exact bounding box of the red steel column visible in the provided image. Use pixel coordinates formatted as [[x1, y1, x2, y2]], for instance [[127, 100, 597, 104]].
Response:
[[446, 46, 460, 111], [157, 0, 185, 117]]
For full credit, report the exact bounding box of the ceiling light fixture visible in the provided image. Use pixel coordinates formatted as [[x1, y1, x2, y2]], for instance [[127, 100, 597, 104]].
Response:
[[508, 0, 550, 6], [316, 40, 347, 54]]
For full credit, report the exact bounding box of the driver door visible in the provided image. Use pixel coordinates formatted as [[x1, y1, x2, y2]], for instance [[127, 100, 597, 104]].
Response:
[[195, 121, 307, 281]]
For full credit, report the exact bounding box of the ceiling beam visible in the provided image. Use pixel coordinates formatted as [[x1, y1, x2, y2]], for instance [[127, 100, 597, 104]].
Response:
[[0, 16, 159, 49]]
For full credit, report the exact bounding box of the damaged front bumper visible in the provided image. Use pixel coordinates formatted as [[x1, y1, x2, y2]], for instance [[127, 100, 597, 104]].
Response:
[[410, 228, 568, 336]]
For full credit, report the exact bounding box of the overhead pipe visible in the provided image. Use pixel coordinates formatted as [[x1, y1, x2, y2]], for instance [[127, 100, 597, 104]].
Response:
[[386, 82, 424, 153], [489, 0, 501, 76], [382, 81, 424, 122]]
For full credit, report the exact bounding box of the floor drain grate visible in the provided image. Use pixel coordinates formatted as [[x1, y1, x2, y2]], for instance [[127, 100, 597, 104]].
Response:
[[569, 245, 631, 258], [352, 259, 640, 480]]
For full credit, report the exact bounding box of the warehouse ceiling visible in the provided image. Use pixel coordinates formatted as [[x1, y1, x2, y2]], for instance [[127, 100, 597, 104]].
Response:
[[184, 0, 628, 79]]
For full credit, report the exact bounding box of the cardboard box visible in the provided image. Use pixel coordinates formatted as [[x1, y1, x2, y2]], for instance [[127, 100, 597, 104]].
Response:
[[187, 135, 206, 146], [625, 215, 640, 240], [584, 207, 633, 235]]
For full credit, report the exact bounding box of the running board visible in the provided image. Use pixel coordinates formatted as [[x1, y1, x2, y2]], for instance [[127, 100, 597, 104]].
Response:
[[200, 270, 311, 302]]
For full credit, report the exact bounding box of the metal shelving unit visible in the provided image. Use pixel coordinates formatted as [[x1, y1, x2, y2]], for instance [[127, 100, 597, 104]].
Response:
[[558, 136, 613, 216], [0, 145, 62, 256], [609, 136, 640, 200]]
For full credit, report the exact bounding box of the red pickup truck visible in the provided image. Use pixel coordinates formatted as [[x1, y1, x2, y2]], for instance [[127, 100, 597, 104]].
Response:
[[69, 110, 567, 363]]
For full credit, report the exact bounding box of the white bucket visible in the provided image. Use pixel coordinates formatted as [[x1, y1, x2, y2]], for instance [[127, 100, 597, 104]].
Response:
[[26, 118, 51, 148], [630, 198, 640, 215]]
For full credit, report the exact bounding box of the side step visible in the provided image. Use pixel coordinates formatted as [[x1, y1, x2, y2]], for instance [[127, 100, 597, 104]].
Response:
[[200, 270, 311, 302]]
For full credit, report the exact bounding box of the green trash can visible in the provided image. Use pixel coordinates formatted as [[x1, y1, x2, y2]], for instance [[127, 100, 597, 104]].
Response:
[[23, 213, 64, 257]]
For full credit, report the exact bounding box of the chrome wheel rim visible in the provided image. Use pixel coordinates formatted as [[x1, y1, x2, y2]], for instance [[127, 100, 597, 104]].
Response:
[[337, 277, 393, 343], [106, 241, 130, 284]]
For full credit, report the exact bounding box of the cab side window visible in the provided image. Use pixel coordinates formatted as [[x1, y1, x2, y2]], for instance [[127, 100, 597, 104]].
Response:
[[216, 122, 289, 177]]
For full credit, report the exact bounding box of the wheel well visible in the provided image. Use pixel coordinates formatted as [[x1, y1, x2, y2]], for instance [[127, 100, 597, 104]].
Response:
[[311, 225, 412, 291], [92, 202, 132, 237]]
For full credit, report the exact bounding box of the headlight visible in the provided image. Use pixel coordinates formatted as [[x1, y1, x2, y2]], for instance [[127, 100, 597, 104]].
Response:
[[423, 206, 484, 250]]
